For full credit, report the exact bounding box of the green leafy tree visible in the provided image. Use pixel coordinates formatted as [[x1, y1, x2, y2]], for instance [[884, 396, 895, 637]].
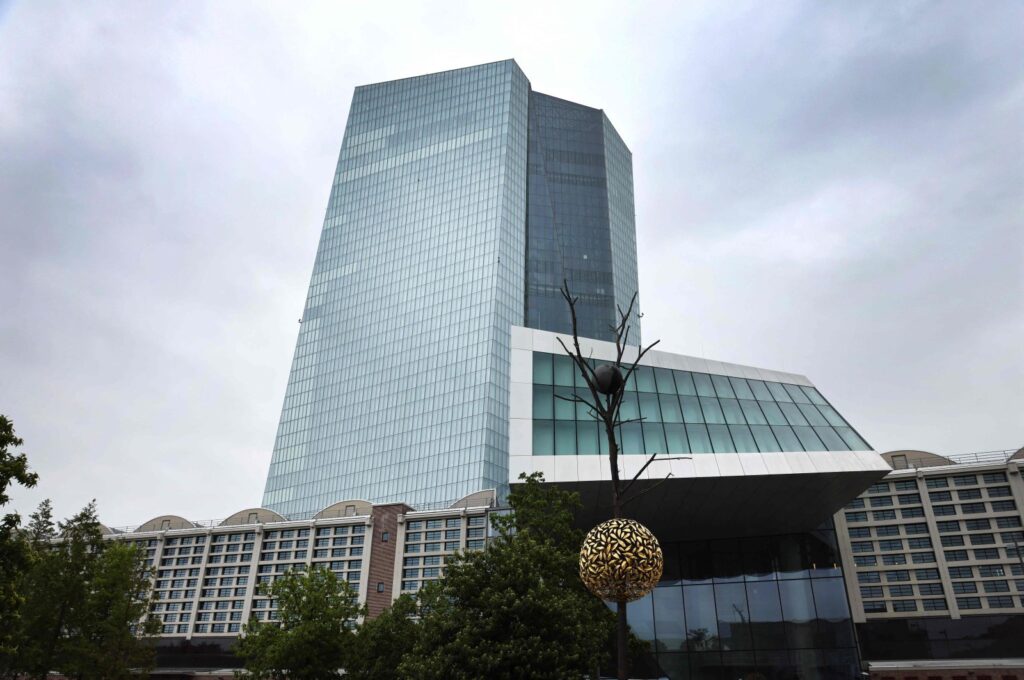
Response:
[[235, 567, 363, 680], [398, 473, 617, 680], [25, 499, 55, 545], [345, 594, 419, 680], [18, 501, 105, 679], [0, 415, 38, 676], [61, 542, 160, 679]]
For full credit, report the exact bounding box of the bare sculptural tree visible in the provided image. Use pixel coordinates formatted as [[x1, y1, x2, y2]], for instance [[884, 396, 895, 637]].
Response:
[[555, 280, 686, 680]]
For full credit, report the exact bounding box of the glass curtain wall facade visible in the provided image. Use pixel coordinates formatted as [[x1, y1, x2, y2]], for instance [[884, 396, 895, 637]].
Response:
[[525, 93, 640, 342], [531, 352, 871, 457], [634, 527, 860, 680], [263, 61, 530, 515], [262, 61, 641, 515]]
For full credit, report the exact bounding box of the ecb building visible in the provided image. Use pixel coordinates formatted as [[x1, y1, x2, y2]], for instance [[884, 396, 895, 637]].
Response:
[[260, 60, 892, 678]]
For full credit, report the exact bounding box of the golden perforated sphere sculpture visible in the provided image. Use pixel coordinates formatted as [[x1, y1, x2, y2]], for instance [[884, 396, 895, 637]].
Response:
[[579, 518, 663, 602]]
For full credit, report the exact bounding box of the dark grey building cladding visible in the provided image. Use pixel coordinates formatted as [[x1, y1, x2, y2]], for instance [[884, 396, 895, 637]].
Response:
[[525, 91, 638, 343]]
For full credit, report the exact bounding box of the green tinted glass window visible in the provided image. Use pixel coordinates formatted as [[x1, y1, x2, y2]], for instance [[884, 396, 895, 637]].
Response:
[[681, 396, 704, 423], [711, 375, 735, 398], [771, 425, 803, 451], [729, 424, 758, 453], [533, 354, 553, 385], [686, 424, 713, 453], [729, 377, 754, 400], [693, 373, 716, 397], [665, 424, 689, 453], [720, 399, 746, 425], [674, 371, 697, 396], [659, 393, 683, 423], [533, 385, 553, 419], [739, 400, 767, 425], [700, 397, 726, 424]]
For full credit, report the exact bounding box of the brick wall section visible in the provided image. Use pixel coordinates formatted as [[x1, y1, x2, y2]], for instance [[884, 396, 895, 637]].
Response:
[[365, 503, 411, 618]]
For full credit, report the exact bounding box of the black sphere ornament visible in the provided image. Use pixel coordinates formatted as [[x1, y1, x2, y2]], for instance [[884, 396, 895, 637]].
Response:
[[594, 364, 624, 395]]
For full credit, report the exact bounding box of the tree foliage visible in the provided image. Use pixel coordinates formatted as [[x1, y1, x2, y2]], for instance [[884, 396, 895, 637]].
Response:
[[0, 415, 37, 671], [397, 473, 617, 680], [235, 567, 363, 680], [0, 417, 159, 679], [344, 594, 419, 680]]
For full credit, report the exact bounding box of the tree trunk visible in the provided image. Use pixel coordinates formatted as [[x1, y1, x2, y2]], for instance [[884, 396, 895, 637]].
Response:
[[617, 599, 628, 680]]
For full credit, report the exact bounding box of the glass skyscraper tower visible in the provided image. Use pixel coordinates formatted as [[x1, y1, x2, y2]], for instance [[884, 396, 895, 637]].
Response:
[[262, 60, 640, 516]]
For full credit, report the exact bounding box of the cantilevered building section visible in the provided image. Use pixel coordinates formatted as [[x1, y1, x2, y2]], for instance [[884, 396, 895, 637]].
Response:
[[263, 60, 641, 516], [508, 325, 890, 541]]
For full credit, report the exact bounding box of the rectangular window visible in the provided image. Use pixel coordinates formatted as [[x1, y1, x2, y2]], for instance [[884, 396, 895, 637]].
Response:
[[889, 584, 914, 597], [912, 552, 936, 564], [908, 537, 932, 549], [854, 556, 878, 567], [898, 493, 922, 505], [885, 570, 911, 582], [845, 511, 868, 523], [876, 525, 901, 537], [879, 540, 903, 551], [965, 519, 991, 530], [864, 601, 887, 613], [894, 480, 918, 491], [892, 600, 918, 612], [922, 598, 948, 611], [860, 586, 883, 598], [919, 583, 944, 595], [961, 503, 986, 514], [874, 510, 898, 521], [987, 596, 1014, 608], [953, 475, 978, 487], [852, 542, 874, 553], [945, 550, 969, 561], [991, 500, 1017, 512], [926, 477, 949, 489], [858, 572, 881, 583], [987, 487, 1013, 498], [849, 527, 871, 538], [868, 482, 890, 494], [978, 565, 1005, 577], [958, 488, 983, 500], [882, 554, 907, 565], [933, 505, 956, 516], [930, 491, 953, 502], [971, 533, 996, 545], [901, 507, 926, 518], [983, 580, 1010, 593], [948, 567, 974, 579], [982, 472, 1008, 484], [870, 496, 894, 508], [915, 569, 940, 580], [941, 535, 965, 547], [937, 520, 961, 533], [973, 548, 999, 560], [952, 582, 977, 594]]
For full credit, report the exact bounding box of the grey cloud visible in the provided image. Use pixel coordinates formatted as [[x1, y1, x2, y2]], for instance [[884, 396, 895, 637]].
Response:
[[1, 0, 1021, 526]]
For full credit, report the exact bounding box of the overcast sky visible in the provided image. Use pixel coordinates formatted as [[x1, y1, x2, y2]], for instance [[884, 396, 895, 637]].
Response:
[[1, 1, 1022, 527]]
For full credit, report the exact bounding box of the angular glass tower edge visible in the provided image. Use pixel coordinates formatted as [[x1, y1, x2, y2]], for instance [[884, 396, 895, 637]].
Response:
[[262, 60, 640, 516]]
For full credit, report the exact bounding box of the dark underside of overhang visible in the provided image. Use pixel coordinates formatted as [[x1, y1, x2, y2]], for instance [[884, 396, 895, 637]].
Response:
[[549, 470, 887, 542]]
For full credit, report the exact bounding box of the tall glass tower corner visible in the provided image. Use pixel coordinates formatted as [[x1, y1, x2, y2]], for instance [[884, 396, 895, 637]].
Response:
[[262, 60, 640, 515]]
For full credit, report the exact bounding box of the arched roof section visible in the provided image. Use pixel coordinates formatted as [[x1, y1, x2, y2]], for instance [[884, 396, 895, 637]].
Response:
[[314, 500, 373, 519], [448, 489, 496, 509], [136, 515, 197, 532], [882, 450, 953, 469], [219, 508, 287, 527]]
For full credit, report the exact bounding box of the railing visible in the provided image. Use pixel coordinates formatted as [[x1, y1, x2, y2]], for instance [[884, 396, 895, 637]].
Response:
[[946, 449, 1018, 465]]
